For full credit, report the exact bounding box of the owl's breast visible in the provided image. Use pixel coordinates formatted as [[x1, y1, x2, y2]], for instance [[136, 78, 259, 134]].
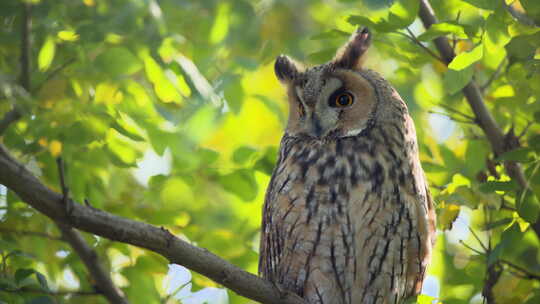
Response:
[[262, 133, 429, 304], [265, 139, 364, 303]]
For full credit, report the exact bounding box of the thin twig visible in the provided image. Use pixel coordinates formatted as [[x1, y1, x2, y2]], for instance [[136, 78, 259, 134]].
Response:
[[437, 103, 477, 121], [56, 157, 72, 215], [459, 240, 484, 255], [481, 58, 507, 92], [392, 30, 444, 63], [32, 58, 76, 93], [469, 227, 488, 252], [500, 259, 540, 281], [517, 120, 533, 140], [428, 110, 477, 124]]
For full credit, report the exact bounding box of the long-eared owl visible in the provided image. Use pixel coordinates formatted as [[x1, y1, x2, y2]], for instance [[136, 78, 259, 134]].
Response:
[[259, 28, 436, 304]]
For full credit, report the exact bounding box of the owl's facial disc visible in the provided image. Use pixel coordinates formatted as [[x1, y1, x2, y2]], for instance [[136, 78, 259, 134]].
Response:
[[287, 71, 376, 139], [277, 27, 375, 139]]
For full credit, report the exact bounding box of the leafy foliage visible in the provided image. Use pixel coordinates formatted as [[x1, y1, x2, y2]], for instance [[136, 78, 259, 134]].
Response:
[[1, 0, 540, 303]]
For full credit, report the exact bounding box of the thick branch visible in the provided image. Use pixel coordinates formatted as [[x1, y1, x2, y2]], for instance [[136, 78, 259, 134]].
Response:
[[418, 0, 535, 233], [57, 224, 128, 304], [0, 144, 305, 304]]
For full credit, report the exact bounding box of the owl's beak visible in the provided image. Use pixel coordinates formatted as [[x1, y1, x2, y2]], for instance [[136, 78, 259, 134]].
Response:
[[306, 114, 324, 138]]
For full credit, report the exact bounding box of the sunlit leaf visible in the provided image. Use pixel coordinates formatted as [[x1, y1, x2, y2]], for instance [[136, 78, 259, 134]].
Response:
[[210, 3, 230, 44], [448, 45, 483, 70], [57, 30, 79, 41], [417, 22, 468, 41], [38, 36, 56, 71], [438, 203, 460, 230], [387, 0, 419, 28]]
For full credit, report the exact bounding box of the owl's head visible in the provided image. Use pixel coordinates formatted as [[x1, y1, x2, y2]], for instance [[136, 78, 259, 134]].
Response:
[[276, 28, 399, 139]]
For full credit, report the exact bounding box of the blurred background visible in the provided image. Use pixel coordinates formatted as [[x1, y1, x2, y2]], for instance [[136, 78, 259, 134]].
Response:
[[1, 0, 540, 303]]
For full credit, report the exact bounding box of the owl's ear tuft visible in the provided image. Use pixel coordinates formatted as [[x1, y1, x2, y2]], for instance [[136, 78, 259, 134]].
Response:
[[333, 27, 371, 70], [275, 55, 303, 83]]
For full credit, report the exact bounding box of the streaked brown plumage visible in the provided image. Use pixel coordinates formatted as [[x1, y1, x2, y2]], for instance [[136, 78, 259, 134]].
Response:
[[259, 28, 436, 304]]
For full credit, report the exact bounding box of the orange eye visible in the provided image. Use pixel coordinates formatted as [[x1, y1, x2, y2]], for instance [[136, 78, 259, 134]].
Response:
[[331, 92, 354, 108]]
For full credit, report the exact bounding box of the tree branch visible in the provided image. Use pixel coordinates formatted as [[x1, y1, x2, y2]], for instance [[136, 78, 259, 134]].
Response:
[[418, 0, 535, 235], [57, 224, 129, 304], [0, 143, 305, 304], [51, 157, 128, 304]]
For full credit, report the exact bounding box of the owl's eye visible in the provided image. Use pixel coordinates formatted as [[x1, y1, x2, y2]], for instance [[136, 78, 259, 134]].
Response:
[[330, 92, 354, 108]]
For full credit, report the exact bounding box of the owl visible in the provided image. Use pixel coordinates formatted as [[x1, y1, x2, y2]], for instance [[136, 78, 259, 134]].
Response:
[[259, 28, 436, 304]]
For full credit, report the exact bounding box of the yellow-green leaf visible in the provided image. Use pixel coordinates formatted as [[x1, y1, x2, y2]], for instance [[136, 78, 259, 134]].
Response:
[[448, 45, 483, 70], [38, 36, 56, 71], [57, 30, 79, 41]]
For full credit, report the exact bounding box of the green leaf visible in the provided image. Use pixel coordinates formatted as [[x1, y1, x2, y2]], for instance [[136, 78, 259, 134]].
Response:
[[224, 75, 244, 114], [479, 181, 518, 192], [308, 48, 337, 64], [38, 36, 56, 72], [517, 191, 540, 223], [443, 65, 474, 94], [232, 146, 258, 165], [219, 169, 258, 201], [495, 147, 534, 162], [417, 22, 468, 41], [310, 29, 350, 40], [387, 0, 419, 28], [534, 111, 540, 123], [111, 120, 145, 142], [96, 47, 142, 77], [347, 15, 379, 29], [505, 33, 540, 60], [448, 45, 483, 70], [483, 218, 512, 230], [15, 268, 34, 286], [422, 161, 447, 172], [462, 0, 496, 10]]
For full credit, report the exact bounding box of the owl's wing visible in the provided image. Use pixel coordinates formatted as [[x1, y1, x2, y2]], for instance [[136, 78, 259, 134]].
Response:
[[258, 178, 286, 281], [408, 174, 437, 295]]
